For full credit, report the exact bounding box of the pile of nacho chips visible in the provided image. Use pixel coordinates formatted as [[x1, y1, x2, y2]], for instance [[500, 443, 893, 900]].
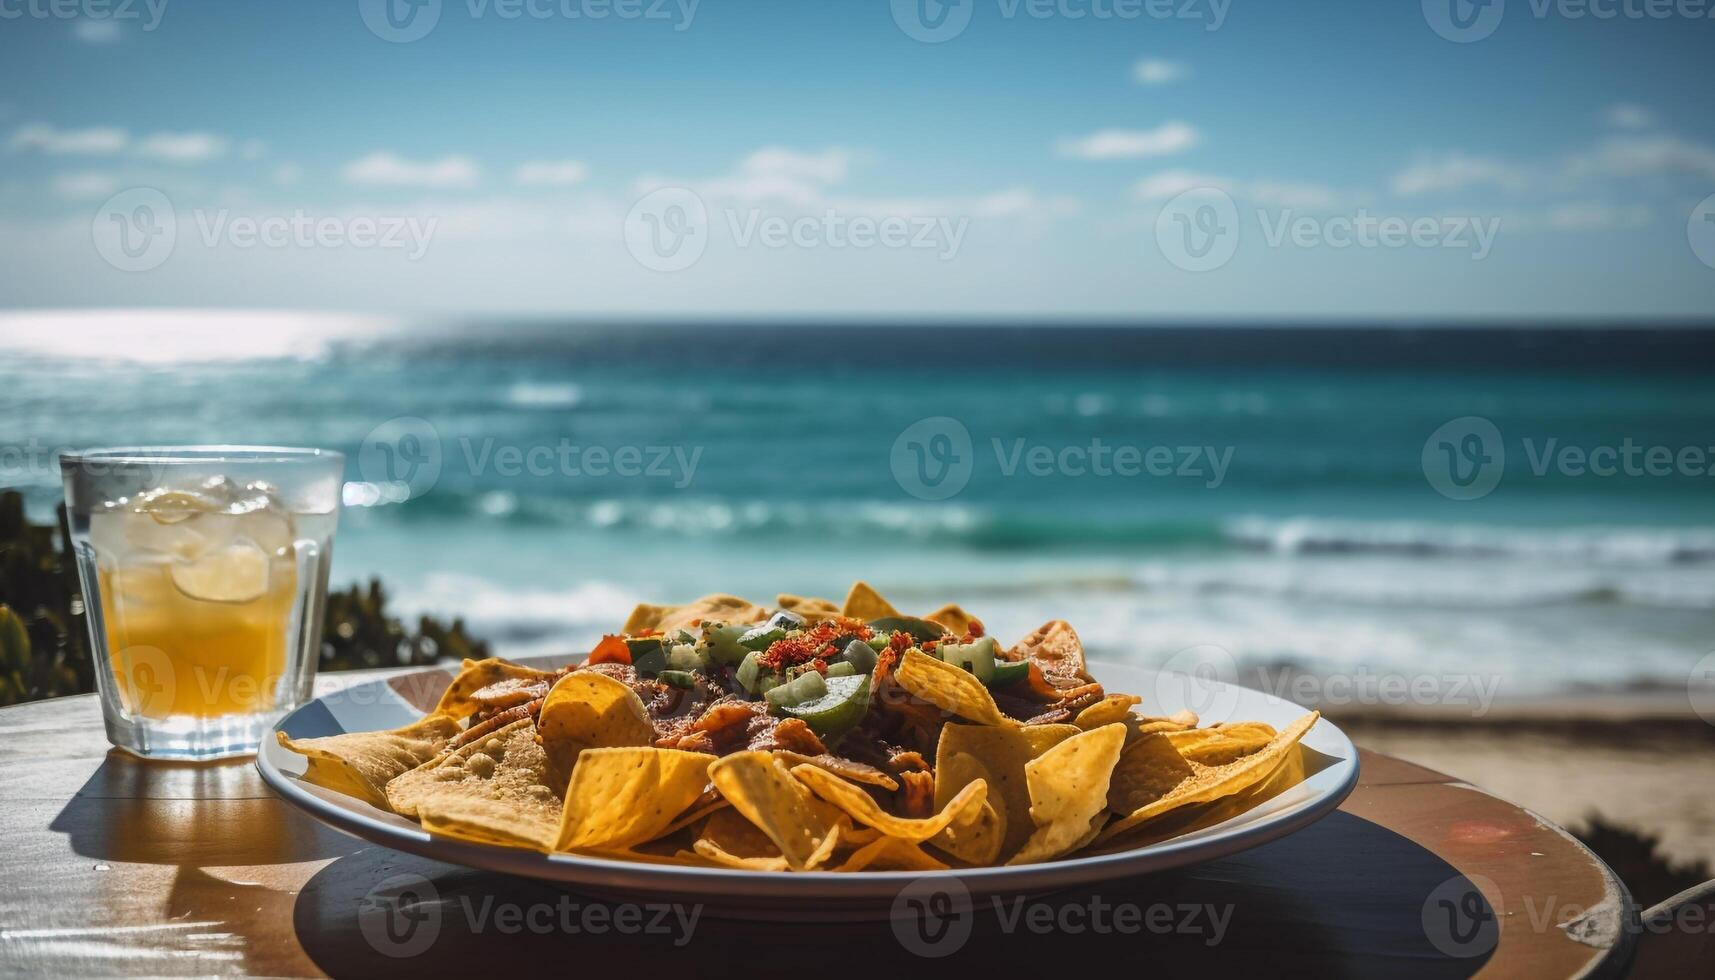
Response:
[[279, 583, 1319, 870]]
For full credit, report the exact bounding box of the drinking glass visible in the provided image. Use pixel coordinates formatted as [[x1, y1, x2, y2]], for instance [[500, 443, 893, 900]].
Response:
[[60, 447, 343, 759]]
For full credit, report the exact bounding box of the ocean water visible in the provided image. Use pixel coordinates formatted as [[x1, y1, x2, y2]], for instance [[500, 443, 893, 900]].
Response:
[[5, 322, 1713, 702]]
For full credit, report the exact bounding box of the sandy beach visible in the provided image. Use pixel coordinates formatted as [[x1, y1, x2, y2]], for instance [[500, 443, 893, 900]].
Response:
[[1335, 696, 1715, 873]]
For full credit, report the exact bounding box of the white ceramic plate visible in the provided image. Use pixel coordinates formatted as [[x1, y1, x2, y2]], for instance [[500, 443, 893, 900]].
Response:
[[258, 658, 1359, 916]]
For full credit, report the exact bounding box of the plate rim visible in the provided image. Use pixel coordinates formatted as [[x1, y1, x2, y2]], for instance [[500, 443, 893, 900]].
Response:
[[257, 659, 1360, 897]]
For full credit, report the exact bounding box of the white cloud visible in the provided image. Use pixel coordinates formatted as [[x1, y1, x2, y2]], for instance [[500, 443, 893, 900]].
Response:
[[343, 152, 480, 188], [1132, 170, 1231, 200], [1057, 123, 1198, 160], [241, 139, 267, 160], [9, 123, 127, 155], [1603, 104, 1654, 130], [72, 19, 123, 43], [1132, 170, 1345, 210], [1391, 153, 1527, 195], [636, 147, 1075, 222], [639, 147, 855, 207], [740, 147, 850, 184], [136, 132, 229, 163], [1133, 59, 1187, 85], [1569, 135, 1715, 182], [273, 163, 302, 185], [52, 172, 119, 199], [514, 160, 590, 186]]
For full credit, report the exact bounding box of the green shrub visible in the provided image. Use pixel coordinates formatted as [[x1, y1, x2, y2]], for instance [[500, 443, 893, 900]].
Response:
[[0, 488, 488, 706]]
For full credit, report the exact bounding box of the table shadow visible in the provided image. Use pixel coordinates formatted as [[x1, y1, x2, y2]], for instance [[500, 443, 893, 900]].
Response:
[[294, 811, 1493, 978], [50, 749, 362, 868]]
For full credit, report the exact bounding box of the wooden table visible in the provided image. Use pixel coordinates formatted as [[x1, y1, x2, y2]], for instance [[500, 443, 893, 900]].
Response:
[[0, 668, 1644, 978]]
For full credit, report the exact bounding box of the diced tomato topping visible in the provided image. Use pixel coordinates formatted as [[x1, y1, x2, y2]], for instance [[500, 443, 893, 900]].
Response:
[[586, 634, 631, 665]]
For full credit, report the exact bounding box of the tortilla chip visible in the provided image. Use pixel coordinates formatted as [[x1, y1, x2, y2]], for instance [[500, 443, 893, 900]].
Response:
[[537, 670, 655, 759], [841, 581, 900, 620], [792, 764, 987, 843], [1165, 723, 1277, 765], [707, 752, 843, 870], [622, 603, 674, 634], [777, 593, 841, 622], [934, 723, 1081, 861], [656, 594, 768, 633], [690, 807, 791, 870], [661, 796, 729, 837], [434, 659, 559, 721], [1073, 694, 1142, 730], [555, 747, 714, 851], [930, 791, 1005, 866], [1091, 739, 1307, 853], [894, 649, 1018, 728], [1099, 712, 1319, 842], [836, 835, 950, 872], [776, 751, 898, 791], [392, 718, 561, 846], [1007, 723, 1128, 865], [922, 603, 974, 636], [1009, 619, 1092, 686], [277, 714, 460, 810]]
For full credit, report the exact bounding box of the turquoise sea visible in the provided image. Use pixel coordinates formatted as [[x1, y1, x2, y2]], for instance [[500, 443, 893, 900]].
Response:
[[5, 322, 1713, 701]]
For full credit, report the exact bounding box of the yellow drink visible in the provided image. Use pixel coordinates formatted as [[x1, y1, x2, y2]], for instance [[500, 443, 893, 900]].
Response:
[[99, 556, 296, 718], [89, 484, 304, 721]]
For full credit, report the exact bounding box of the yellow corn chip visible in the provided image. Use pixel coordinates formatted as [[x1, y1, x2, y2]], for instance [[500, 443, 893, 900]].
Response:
[[689, 806, 792, 870], [775, 751, 898, 791], [930, 792, 1005, 866], [433, 659, 558, 721], [894, 649, 1018, 728], [922, 603, 974, 636], [1073, 694, 1142, 730], [661, 796, 729, 837], [777, 593, 841, 622], [390, 718, 561, 845], [277, 714, 460, 810], [792, 764, 988, 843], [836, 835, 951, 872], [708, 752, 844, 870], [622, 603, 674, 634], [841, 581, 900, 619], [1164, 724, 1277, 765], [555, 747, 714, 851], [1007, 723, 1128, 865], [537, 670, 655, 759], [418, 794, 558, 851], [934, 722, 1081, 861], [656, 594, 768, 633], [1099, 712, 1319, 843]]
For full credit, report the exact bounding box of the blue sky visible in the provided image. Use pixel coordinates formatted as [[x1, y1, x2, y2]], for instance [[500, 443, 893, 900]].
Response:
[[1, 0, 1713, 318]]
